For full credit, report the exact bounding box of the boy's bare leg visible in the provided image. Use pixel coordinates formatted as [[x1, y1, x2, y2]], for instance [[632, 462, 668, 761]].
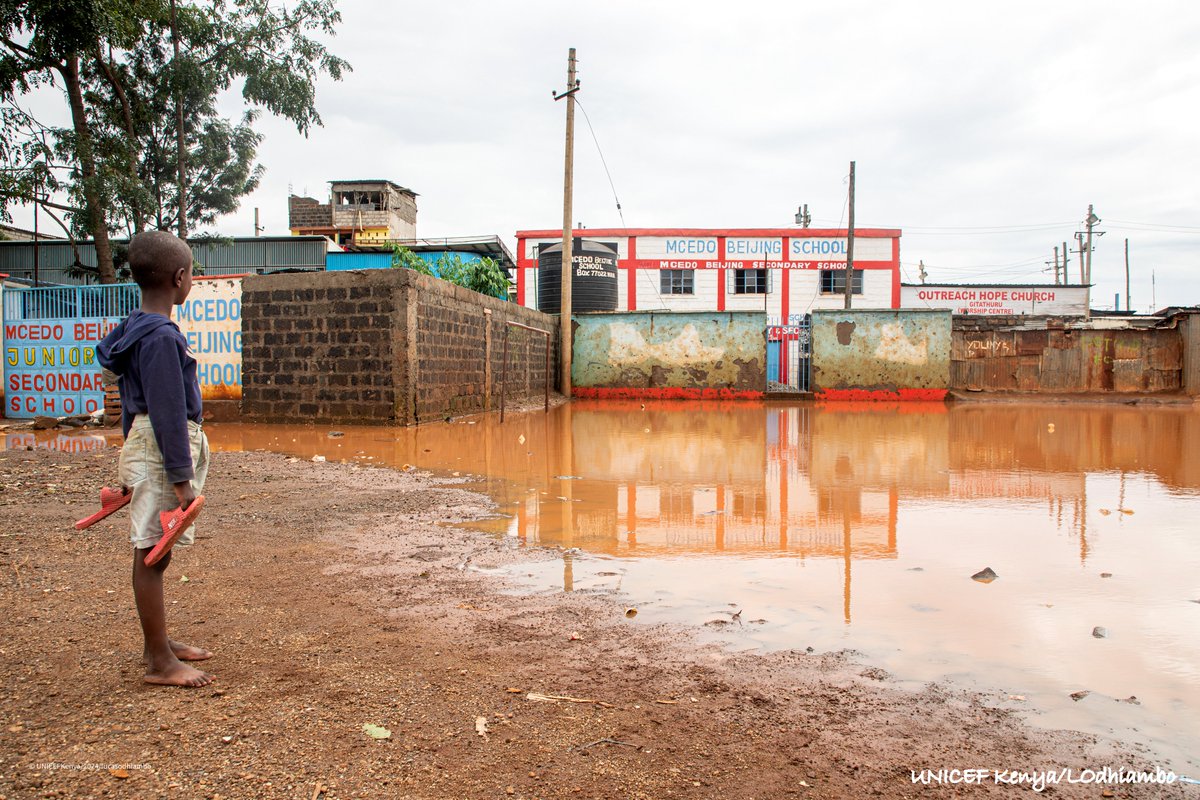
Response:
[[133, 549, 214, 687]]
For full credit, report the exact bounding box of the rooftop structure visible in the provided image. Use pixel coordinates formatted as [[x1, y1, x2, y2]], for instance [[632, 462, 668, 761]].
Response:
[[289, 179, 419, 247]]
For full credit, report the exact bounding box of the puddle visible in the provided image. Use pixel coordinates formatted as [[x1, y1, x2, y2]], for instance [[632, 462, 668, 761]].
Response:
[[8, 400, 1200, 771]]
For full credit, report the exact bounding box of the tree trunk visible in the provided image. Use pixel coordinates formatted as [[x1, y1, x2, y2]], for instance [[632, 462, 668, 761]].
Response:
[[62, 54, 116, 284], [94, 42, 145, 233], [170, 0, 188, 239]]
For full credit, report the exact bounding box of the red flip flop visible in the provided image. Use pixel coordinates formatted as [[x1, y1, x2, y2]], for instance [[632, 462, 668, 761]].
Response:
[[74, 486, 132, 530], [143, 495, 206, 567]]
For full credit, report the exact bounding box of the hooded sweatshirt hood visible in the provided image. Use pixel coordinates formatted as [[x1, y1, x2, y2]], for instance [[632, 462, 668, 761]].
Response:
[[96, 308, 176, 374]]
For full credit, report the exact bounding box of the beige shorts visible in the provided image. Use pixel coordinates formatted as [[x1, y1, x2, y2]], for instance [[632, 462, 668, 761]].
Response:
[[118, 415, 209, 550]]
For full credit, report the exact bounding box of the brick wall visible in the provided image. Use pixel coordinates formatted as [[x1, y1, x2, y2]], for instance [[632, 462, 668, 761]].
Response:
[[287, 195, 331, 229], [241, 268, 559, 424]]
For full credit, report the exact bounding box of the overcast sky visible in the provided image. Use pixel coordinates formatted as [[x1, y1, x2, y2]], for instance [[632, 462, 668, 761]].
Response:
[[12, 1, 1200, 311]]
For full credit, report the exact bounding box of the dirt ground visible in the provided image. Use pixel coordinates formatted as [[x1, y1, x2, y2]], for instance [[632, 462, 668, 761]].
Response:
[[0, 441, 1189, 799]]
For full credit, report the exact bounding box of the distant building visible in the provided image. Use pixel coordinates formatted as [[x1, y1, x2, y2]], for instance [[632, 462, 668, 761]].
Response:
[[514, 227, 902, 321], [288, 179, 418, 247], [0, 236, 331, 285], [0, 223, 62, 242]]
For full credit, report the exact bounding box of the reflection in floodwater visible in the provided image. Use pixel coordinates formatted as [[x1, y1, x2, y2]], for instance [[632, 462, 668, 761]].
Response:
[[7, 400, 1200, 769]]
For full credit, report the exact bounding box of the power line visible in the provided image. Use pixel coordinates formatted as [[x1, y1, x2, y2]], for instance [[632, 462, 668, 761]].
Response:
[[573, 97, 626, 229]]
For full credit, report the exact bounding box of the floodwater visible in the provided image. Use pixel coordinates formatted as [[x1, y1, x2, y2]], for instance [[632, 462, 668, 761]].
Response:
[[8, 400, 1200, 770]]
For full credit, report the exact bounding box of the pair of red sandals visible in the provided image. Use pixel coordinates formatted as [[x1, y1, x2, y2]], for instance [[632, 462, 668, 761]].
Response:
[[75, 487, 206, 566]]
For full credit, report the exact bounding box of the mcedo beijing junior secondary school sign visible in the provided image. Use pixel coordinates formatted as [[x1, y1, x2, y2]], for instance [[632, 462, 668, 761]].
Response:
[[3, 278, 242, 419]]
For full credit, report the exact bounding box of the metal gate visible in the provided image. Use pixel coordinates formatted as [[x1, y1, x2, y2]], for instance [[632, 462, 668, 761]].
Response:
[[766, 316, 811, 392]]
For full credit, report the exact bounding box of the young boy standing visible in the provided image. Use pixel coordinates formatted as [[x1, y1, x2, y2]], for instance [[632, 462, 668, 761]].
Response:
[[97, 230, 213, 688]]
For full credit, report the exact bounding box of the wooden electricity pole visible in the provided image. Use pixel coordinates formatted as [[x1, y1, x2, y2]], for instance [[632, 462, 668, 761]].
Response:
[[843, 161, 856, 310], [554, 48, 579, 396]]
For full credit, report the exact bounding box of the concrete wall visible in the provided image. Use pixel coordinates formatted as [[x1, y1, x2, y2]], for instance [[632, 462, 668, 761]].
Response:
[[951, 317, 1183, 393], [811, 309, 952, 400], [571, 311, 766, 399], [241, 268, 558, 425]]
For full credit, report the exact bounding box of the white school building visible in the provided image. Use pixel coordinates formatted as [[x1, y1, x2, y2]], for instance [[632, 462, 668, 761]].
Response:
[[514, 227, 902, 323]]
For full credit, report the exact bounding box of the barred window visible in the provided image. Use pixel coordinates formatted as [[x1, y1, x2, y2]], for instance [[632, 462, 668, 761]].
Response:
[[733, 269, 769, 294], [820, 268, 863, 294], [660, 269, 694, 295]]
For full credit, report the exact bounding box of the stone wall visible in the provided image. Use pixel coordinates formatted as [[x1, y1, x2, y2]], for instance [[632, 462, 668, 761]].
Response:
[[241, 269, 559, 424]]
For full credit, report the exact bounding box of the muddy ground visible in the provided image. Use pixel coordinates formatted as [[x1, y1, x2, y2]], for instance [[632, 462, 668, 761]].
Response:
[[0, 442, 1188, 799]]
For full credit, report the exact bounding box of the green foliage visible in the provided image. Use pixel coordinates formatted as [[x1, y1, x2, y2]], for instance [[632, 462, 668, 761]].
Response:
[[390, 245, 510, 299], [390, 244, 434, 276], [436, 255, 510, 299], [0, 0, 350, 279]]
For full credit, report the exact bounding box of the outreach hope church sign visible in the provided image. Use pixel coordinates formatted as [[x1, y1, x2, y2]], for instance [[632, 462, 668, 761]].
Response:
[[901, 285, 1088, 316]]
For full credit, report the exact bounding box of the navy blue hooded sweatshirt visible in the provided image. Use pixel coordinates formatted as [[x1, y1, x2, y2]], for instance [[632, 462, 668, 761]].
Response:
[[97, 309, 203, 483]]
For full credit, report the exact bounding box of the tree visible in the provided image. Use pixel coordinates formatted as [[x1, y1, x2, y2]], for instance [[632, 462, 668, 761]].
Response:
[[0, 0, 143, 282], [1, 0, 350, 282], [391, 245, 512, 299]]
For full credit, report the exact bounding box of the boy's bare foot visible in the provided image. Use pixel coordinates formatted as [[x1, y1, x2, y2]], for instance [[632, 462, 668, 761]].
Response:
[[169, 639, 212, 661], [143, 640, 213, 662], [144, 658, 214, 688]]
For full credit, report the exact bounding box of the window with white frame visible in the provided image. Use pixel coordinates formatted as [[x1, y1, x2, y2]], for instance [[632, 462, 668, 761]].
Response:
[[732, 268, 769, 294], [659, 269, 694, 295], [820, 268, 863, 294]]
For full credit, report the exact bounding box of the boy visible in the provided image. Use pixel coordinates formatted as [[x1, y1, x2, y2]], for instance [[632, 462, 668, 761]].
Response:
[[97, 230, 213, 688]]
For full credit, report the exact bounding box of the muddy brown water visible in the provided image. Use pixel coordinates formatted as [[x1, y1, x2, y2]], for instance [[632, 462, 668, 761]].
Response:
[[8, 399, 1200, 773]]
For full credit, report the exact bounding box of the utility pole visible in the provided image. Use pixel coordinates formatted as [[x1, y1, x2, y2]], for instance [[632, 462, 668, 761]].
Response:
[[1053, 245, 1060, 285], [553, 48, 579, 396], [1124, 238, 1131, 313], [1083, 204, 1100, 319], [795, 204, 811, 227], [1083, 204, 1104, 319], [1074, 232, 1085, 283], [918, 259, 927, 284], [254, 208, 263, 237], [1062, 241, 1069, 282], [843, 161, 855, 310]]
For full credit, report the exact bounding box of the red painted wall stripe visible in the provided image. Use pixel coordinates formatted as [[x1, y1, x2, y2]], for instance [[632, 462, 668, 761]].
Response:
[[891, 237, 901, 309], [716, 236, 726, 312], [814, 388, 948, 402], [517, 227, 902, 239], [626, 236, 637, 311], [516, 239, 526, 306], [572, 387, 765, 401]]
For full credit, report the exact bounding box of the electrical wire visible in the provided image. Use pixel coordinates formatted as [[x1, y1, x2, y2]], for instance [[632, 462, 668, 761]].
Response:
[[573, 98, 626, 229]]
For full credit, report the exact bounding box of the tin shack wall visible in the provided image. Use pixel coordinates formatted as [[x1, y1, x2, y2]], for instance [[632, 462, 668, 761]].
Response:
[[1180, 313, 1200, 396], [951, 317, 1183, 393], [571, 311, 766, 399], [810, 309, 952, 400]]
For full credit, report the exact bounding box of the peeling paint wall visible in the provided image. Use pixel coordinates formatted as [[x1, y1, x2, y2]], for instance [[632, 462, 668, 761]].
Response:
[[571, 311, 766, 398], [811, 310, 951, 400], [951, 317, 1184, 393]]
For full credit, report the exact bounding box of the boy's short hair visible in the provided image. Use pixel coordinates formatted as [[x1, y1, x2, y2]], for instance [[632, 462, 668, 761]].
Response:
[[128, 230, 192, 289]]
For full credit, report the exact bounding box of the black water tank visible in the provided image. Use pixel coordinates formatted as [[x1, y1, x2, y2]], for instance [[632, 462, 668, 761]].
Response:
[[537, 240, 618, 313]]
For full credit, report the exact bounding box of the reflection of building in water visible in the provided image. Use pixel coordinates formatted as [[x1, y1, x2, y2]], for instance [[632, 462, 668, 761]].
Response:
[[508, 403, 908, 561]]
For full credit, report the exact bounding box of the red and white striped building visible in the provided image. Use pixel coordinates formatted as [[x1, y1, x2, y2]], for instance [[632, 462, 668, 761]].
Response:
[[514, 227, 902, 322]]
